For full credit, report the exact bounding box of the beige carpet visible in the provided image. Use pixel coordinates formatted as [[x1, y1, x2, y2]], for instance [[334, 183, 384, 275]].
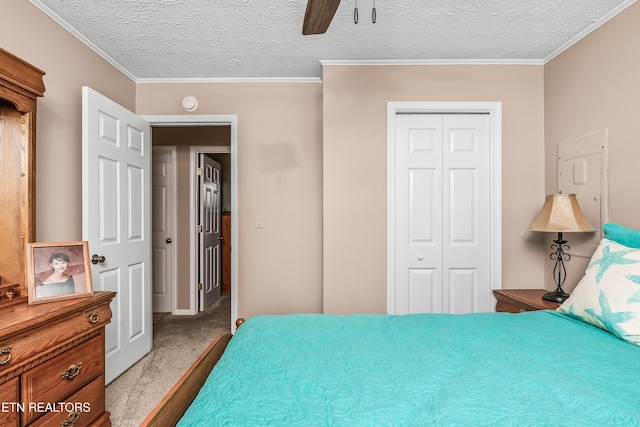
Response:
[[106, 294, 231, 426]]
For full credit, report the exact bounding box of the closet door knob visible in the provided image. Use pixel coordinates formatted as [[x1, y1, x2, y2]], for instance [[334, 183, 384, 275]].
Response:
[[417, 255, 424, 261]]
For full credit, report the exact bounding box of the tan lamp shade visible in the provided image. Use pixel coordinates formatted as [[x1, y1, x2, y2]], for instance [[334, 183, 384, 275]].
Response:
[[529, 194, 596, 233]]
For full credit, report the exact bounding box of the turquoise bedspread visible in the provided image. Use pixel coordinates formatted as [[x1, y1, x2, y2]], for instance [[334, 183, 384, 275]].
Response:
[[178, 311, 640, 426]]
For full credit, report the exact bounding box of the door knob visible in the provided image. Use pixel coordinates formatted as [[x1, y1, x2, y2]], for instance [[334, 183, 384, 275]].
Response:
[[166, 238, 172, 244], [417, 255, 424, 261], [91, 254, 106, 265]]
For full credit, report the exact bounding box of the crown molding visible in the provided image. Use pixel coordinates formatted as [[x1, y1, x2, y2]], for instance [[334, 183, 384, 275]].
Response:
[[136, 77, 322, 84], [320, 59, 544, 67]]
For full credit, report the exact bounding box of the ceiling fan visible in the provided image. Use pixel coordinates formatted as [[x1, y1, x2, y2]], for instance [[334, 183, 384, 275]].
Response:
[[302, 0, 341, 35]]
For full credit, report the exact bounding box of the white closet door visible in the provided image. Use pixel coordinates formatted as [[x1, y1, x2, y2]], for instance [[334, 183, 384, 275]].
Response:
[[441, 114, 491, 314], [394, 114, 444, 314], [393, 113, 491, 314]]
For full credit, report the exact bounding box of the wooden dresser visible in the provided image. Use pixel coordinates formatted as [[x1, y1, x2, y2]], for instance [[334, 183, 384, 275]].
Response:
[[0, 291, 115, 426]]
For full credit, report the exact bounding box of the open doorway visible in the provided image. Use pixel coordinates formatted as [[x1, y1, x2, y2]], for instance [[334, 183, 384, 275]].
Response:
[[147, 116, 238, 332]]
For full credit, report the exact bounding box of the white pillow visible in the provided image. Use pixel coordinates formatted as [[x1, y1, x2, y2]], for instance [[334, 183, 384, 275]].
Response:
[[557, 238, 640, 345]]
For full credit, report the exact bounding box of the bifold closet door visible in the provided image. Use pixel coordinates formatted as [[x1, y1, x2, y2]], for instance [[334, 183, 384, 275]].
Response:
[[393, 113, 491, 314]]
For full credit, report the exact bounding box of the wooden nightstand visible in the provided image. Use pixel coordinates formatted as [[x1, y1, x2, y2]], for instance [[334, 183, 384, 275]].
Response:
[[493, 289, 561, 313]]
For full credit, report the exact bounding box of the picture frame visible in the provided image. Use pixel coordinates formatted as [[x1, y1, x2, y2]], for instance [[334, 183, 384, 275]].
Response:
[[27, 241, 93, 304]]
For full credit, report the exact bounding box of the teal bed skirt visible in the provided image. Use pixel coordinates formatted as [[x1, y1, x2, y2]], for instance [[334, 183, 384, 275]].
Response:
[[178, 311, 640, 426]]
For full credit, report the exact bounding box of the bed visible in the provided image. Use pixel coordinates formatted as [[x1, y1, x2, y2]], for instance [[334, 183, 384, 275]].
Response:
[[142, 223, 640, 426]]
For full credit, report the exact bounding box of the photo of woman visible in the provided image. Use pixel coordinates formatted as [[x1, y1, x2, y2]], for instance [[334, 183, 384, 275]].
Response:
[[27, 241, 93, 304]]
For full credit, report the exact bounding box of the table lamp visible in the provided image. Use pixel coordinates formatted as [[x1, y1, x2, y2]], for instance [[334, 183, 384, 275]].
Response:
[[529, 193, 596, 303]]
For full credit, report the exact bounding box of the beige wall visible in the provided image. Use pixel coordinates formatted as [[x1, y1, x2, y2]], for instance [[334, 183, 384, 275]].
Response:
[[322, 65, 546, 314], [137, 83, 324, 317], [1, 2, 135, 242], [544, 2, 640, 291]]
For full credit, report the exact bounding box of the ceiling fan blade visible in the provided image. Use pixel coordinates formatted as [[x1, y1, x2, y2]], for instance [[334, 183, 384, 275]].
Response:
[[302, 0, 341, 35]]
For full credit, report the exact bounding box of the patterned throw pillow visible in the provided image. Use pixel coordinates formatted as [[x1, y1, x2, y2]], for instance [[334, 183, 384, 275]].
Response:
[[557, 238, 640, 345]]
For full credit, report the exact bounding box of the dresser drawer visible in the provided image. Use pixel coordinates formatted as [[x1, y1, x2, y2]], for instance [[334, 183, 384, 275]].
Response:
[[0, 303, 111, 378], [22, 335, 104, 425], [29, 375, 105, 427], [0, 377, 19, 427]]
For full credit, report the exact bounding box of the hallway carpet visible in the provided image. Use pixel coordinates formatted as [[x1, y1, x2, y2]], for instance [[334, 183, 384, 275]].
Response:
[[106, 294, 231, 426]]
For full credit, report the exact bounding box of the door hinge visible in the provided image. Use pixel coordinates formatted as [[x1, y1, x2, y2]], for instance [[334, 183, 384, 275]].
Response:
[[198, 282, 203, 291], [196, 225, 203, 233], [197, 167, 203, 176]]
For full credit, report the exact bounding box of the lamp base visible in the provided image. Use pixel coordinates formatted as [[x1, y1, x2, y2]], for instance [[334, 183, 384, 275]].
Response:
[[542, 289, 570, 304]]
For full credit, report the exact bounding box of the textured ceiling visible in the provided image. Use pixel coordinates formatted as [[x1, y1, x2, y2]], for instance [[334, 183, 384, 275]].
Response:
[[29, 0, 634, 81]]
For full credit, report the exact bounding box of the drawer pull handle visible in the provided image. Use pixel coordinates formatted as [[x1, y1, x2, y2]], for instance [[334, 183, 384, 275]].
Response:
[[61, 411, 81, 426], [61, 363, 82, 380], [0, 346, 12, 365], [86, 311, 99, 324]]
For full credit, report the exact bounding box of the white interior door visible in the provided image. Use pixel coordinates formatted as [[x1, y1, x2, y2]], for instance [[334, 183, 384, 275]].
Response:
[[198, 154, 222, 311], [82, 86, 152, 384], [392, 112, 491, 314], [152, 146, 175, 313]]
